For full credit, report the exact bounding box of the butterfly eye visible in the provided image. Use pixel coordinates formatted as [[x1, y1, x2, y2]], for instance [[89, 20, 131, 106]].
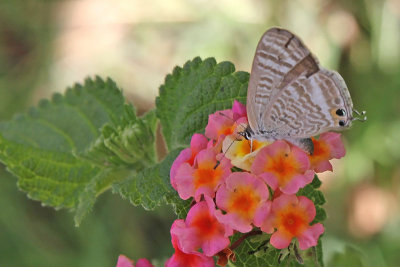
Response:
[[339, 120, 345, 126], [336, 108, 346, 116]]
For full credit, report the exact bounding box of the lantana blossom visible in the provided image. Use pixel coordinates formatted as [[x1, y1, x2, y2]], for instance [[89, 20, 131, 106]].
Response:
[[170, 134, 208, 190], [174, 148, 232, 201], [309, 132, 346, 173], [215, 172, 271, 233], [171, 197, 233, 257], [205, 100, 247, 141], [259, 194, 324, 250], [165, 221, 215, 267], [222, 133, 269, 171], [116, 255, 154, 267], [251, 140, 314, 194]]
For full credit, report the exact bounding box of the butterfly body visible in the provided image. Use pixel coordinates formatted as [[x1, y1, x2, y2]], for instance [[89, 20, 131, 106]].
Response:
[[244, 27, 364, 153]]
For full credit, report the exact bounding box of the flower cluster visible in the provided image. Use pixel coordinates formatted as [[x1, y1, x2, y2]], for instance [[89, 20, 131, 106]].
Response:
[[165, 100, 346, 266]]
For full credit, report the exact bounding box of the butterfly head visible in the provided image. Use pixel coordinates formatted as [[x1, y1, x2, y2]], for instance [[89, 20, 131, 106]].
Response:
[[331, 107, 366, 128], [238, 126, 254, 140]]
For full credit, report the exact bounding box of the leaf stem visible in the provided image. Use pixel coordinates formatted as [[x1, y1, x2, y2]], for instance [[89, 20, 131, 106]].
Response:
[[230, 230, 263, 250]]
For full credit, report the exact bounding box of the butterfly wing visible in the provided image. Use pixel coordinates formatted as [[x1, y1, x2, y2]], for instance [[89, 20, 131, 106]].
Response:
[[265, 68, 354, 139], [247, 27, 353, 139], [247, 27, 312, 131]]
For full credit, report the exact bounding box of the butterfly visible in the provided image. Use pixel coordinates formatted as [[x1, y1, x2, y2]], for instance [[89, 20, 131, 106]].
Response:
[[240, 27, 366, 154]]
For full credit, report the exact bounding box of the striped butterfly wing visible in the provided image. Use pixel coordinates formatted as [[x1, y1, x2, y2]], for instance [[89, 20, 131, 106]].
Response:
[[265, 68, 354, 138], [247, 27, 353, 139]]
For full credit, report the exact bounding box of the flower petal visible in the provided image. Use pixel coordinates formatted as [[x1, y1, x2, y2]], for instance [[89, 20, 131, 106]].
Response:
[[297, 196, 317, 222], [190, 134, 208, 154], [175, 163, 196, 200], [279, 170, 314, 195], [205, 109, 234, 140], [232, 100, 247, 120], [170, 148, 192, 189], [136, 258, 154, 267], [270, 230, 292, 249], [297, 223, 324, 250], [116, 255, 134, 267]]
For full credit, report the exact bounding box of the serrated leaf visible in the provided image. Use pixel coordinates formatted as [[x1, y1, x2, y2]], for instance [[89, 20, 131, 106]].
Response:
[[297, 176, 326, 207], [113, 148, 191, 218], [0, 77, 125, 153], [156, 57, 249, 151], [230, 233, 324, 267], [230, 232, 280, 267], [74, 167, 132, 226], [0, 135, 99, 209], [312, 206, 327, 225], [0, 77, 128, 210], [310, 174, 322, 188], [81, 106, 158, 168]]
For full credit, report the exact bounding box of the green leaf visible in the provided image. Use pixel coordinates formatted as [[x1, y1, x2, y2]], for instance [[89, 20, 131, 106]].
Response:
[[80, 106, 158, 168], [313, 206, 327, 224], [0, 77, 129, 209], [230, 233, 280, 267], [156, 57, 249, 151], [113, 148, 191, 218], [74, 167, 131, 226], [73, 107, 160, 225], [0, 135, 99, 209], [0, 77, 125, 153], [297, 175, 326, 219], [230, 233, 324, 267]]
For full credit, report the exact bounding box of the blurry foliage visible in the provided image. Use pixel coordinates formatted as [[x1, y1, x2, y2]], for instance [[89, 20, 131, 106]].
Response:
[[0, 0, 399, 266], [0, 1, 53, 120]]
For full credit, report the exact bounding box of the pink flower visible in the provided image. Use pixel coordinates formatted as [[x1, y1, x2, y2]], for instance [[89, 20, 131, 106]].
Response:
[[215, 172, 271, 233], [116, 255, 154, 267], [222, 134, 269, 171], [165, 221, 215, 267], [175, 148, 232, 201], [205, 101, 247, 141], [205, 109, 235, 140], [136, 259, 154, 267], [171, 197, 233, 256], [170, 134, 208, 190], [259, 194, 324, 250], [251, 140, 314, 194], [117, 255, 134, 267], [309, 132, 346, 173], [232, 100, 247, 121]]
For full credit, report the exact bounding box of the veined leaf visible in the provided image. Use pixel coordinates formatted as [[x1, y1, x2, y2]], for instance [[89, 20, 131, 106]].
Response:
[[113, 148, 191, 218], [80, 106, 158, 168], [0, 136, 99, 209], [0, 77, 146, 211], [0, 77, 126, 153], [231, 233, 324, 267]]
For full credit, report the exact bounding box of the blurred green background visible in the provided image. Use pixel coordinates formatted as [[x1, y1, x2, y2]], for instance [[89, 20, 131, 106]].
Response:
[[0, 0, 399, 266]]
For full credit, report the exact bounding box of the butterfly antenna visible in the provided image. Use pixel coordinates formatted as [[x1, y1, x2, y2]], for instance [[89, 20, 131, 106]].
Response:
[[213, 137, 240, 169], [352, 109, 367, 122]]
